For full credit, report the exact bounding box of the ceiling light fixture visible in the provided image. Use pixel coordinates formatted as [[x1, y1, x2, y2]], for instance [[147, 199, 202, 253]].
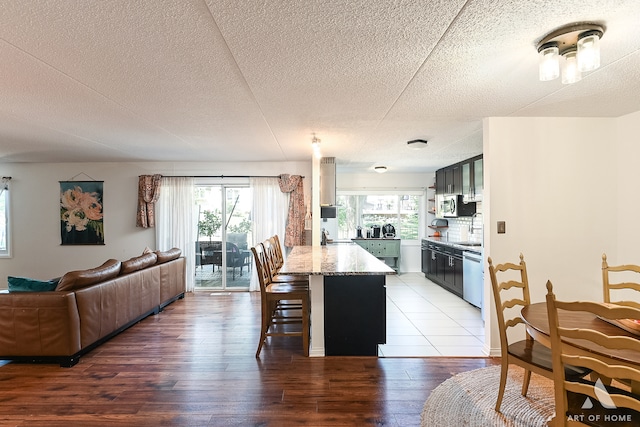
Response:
[[537, 23, 604, 84], [374, 166, 388, 173], [407, 139, 428, 149], [311, 133, 321, 158]]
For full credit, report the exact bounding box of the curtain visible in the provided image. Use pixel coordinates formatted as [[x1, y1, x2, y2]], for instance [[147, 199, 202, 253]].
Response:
[[249, 177, 288, 292], [156, 177, 195, 292], [278, 174, 305, 248], [136, 174, 162, 228]]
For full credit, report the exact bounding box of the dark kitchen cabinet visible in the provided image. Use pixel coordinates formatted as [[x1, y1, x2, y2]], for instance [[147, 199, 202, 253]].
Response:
[[425, 242, 463, 298], [473, 157, 483, 199], [421, 242, 430, 275], [436, 251, 447, 283], [436, 155, 482, 198], [449, 164, 462, 195], [435, 169, 445, 194], [462, 161, 472, 198], [435, 164, 462, 195], [443, 249, 463, 297], [461, 155, 483, 201]]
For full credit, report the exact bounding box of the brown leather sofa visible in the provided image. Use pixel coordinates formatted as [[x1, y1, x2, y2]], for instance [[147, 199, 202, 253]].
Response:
[[0, 248, 186, 367]]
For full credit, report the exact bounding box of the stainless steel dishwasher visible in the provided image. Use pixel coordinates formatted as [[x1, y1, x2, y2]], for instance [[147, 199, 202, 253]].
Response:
[[462, 250, 483, 310]]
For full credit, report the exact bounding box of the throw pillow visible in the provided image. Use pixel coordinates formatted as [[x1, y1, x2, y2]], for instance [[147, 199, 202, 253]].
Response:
[[8, 276, 59, 292]]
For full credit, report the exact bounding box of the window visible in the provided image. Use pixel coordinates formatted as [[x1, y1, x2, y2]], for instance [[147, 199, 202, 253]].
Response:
[[336, 192, 422, 241], [0, 178, 10, 257]]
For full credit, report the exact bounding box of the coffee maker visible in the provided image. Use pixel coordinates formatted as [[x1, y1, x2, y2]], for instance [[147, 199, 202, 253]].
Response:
[[371, 225, 381, 239]]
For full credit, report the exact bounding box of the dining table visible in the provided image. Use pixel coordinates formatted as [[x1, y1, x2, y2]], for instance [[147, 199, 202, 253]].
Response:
[[521, 301, 640, 393], [279, 243, 396, 357]]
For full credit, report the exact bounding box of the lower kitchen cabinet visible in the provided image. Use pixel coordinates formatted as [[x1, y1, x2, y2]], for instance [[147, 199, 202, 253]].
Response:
[[425, 242, 463, 297], [444, 252, 463, 296]]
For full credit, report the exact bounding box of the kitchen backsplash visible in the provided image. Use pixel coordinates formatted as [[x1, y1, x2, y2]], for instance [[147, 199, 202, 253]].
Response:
[[434, 202, 483, 243]]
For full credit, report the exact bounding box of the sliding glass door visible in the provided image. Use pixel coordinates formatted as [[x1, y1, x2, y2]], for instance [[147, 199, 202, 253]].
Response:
[[194, 185, 253, 290]]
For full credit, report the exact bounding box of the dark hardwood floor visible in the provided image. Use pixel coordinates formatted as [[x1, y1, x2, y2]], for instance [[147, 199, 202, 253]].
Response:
[[0, 292, 498, 426]]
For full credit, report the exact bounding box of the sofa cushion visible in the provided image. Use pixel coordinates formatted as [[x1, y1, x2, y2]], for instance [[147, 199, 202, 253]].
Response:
[[56, 259, 122, 292], [8, 276, 59, 292], [155, 248, 182, 264], [120, 252, 158, 275]]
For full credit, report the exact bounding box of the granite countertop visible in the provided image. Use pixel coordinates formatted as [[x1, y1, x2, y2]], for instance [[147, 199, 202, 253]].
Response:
[[280, 245, 396, 276], [422, 236, 483, 253]]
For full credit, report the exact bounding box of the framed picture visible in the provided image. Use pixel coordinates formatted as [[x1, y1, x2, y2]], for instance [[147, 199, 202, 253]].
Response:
[[60, 181, 104, 245]]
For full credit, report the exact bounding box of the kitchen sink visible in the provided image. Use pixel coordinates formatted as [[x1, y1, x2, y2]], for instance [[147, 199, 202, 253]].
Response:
[[458, 242, 482, 246]]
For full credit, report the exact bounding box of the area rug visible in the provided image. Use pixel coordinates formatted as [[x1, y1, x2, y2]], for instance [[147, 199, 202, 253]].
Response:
[[421, 365, 555, 426]]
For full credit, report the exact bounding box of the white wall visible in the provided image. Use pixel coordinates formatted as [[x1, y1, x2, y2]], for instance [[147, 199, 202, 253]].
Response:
[[616, 111, 640, 258], [0, 161, 310, 283], [483, 114, 637, 354]]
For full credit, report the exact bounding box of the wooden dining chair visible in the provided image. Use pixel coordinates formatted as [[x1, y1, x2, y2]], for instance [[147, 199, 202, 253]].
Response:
[[251, 243, 310, 358], [488, 254, 588, 412], [545, 281, 640, 426], [602, 253, 640, 309]]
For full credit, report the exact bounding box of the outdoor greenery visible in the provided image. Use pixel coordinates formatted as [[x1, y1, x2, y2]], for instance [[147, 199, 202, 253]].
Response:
[[228, 217, 251, 234], [198, 209, 222, 241]]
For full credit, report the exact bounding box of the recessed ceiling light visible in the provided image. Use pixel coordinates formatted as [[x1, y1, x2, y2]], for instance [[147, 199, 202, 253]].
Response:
[[374, 166, 388, 173], [407, 139, 428, 149]]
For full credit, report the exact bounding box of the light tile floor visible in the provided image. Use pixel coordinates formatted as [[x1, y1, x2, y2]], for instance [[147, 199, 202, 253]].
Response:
[[379, 272, 487, 357]]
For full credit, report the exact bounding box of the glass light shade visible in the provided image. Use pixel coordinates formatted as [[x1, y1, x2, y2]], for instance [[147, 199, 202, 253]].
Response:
[[538, 45, 560, 81], [561, 50, 582, 84], [577, 33, 601, 72]]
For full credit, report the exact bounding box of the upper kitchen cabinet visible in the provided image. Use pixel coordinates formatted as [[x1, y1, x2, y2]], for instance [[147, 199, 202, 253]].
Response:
[[461, 155, 483, 201], [473, 157, 483, 200], [436, 164, 462, 195]]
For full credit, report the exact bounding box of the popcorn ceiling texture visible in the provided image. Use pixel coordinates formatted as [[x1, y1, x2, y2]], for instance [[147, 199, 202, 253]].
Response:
[[0, 0, 638, 171]]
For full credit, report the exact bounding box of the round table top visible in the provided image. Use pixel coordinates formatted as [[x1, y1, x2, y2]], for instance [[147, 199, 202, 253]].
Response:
[[521, 302, 640, 367]]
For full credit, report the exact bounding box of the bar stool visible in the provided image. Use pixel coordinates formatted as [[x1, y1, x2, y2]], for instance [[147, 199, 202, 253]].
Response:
[[263, 236, 308, 285], [252, 243, 309, 357]]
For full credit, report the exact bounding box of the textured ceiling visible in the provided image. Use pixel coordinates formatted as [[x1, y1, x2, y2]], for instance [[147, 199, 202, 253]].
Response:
[[0, 0, 639, 172]]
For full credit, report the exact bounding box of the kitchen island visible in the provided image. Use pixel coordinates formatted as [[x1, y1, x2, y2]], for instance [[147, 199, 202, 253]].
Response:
[[280, 244, 396, 357]]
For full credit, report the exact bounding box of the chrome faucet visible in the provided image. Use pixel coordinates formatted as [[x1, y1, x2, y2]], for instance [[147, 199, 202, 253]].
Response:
[[470, 212, 480, 235]]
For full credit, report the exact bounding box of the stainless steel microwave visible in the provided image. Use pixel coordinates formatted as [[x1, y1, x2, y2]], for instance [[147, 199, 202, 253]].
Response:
[[437, 194, 477, 218]]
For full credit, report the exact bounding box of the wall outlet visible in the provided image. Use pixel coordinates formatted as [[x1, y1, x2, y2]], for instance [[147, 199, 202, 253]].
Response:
[[497, 221, 506, 234]]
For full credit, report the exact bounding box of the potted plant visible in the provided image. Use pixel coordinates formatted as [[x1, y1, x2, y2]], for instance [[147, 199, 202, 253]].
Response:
[[198, 209, 222, 243]]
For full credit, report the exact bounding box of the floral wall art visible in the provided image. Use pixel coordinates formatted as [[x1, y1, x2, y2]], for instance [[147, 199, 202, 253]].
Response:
[[60, 181, 104, 245]]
